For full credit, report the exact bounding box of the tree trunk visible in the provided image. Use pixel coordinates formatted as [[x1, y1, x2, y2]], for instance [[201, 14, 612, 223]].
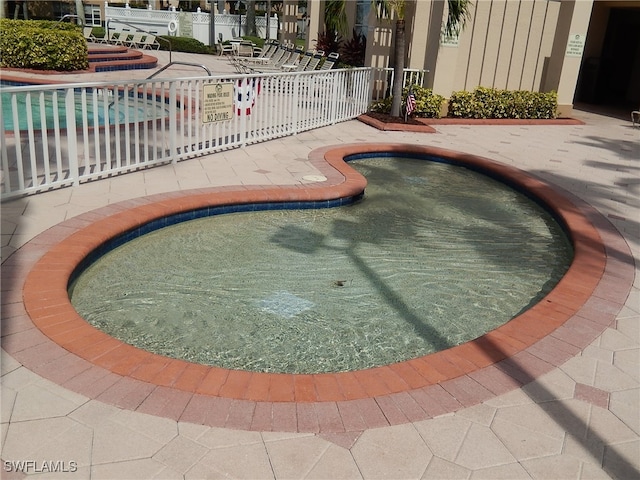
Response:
[[266, 0, 271, 39], [75, 0, 84, 25], [390, 18, 405, 118], [246, 0, 257, 36]]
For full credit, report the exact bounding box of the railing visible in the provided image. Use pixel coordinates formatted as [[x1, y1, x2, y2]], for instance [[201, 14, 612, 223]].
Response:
[[0, 68, 372, 200], [147, 62, 213, 79], [370, 68, 429, 101]]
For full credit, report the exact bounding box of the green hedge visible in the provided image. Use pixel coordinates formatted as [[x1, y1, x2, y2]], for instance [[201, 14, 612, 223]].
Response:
[[370, 85, 558, 119], [158, 35, 215, 54], [156, 35, 263, 55], [448, 87, 558, 119], [370, 86, 445, 118], [0, 19, 88, 71]]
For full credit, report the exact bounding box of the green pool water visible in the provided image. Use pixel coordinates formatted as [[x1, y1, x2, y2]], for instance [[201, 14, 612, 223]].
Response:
[[69, 156, 573, 374]]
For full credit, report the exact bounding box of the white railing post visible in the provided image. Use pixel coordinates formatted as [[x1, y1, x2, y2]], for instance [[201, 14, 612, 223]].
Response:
[[239, 77, 248, 147], [169, 82, 178, 163], [292, 74, 300, 134], [65, 89, 80, 186]]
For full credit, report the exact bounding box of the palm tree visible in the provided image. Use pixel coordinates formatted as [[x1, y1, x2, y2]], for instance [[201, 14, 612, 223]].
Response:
[[324, 0, 348, 35], [377, 0, 471, 117], [246, 0, 257, 36], [74, 0, 84, 25]]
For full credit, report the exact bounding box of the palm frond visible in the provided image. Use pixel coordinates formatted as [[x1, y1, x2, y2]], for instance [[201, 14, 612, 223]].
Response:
[[444, 0, 472, 37], [324, 0, 348, 35]]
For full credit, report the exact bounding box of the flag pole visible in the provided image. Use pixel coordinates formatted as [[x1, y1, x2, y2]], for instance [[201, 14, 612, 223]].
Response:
[[404, 89, 408, 123]]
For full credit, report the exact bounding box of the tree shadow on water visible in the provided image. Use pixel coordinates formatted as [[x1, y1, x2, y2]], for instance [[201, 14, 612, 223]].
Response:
[[269, 160, 638, 478]]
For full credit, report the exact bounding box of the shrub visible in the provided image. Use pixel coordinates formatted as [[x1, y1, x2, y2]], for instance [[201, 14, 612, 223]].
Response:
[[0, 19, 88, 71], [158, 35, 215, 54], [370, 85, 445, 118], [340, 29, 366, 67], [241, 36, 264, 49], [91, 27, 106, 40], [448, 87, 558, 119], [315, 31, 341, 55]]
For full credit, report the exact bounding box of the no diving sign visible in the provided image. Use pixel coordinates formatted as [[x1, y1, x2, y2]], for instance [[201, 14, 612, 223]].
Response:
[[202, 83, 234, 123]]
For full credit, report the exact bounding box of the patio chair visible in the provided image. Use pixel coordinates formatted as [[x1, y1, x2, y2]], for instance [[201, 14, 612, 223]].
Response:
[[237, 41, 255, 57], [139, 34, 161, 50], [100, 30, 122, 44], [125, 33, 145, 49], [114, 31, 134, 46], [303, 51, 324, 71], [239, 40, 280, 65], [291, 50, 314, 72], [218, 39, 234, 55], [632, 107, 640, 128], [250, 46, 300, 73], [83, 27, 99, 43], [318, 52, 340, 70]]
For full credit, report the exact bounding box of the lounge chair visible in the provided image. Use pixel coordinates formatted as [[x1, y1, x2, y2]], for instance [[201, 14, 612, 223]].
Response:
[[239, 40, 280, 65], [83, 27, 99, 43], [304, 51, 324, 71], [318, 52, 340, 70], [290, 50, 314, 72], [125, 33, 145, 49], [100, 30, 122, 44], [139, 34, 161, 50], [249, 46, 301, 73], [118, 33, 135, 46]]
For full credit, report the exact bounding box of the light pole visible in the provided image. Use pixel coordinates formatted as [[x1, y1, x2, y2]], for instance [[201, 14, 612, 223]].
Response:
[[209, 1, 216, 50]]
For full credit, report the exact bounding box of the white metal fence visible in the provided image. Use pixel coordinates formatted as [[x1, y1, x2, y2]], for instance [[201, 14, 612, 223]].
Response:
[[370, 68, 429, 102], [1, 68, 371, 200]]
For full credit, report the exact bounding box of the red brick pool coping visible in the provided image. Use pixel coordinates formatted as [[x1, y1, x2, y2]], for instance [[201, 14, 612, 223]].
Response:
[[2, 143, 633, 433]]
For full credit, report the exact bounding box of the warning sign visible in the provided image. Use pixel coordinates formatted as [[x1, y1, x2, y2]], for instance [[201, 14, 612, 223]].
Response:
[[202, 83, 234, 124]]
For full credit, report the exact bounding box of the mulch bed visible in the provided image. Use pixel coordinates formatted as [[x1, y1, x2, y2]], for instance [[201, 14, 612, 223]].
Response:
[[358, 112, 584, 132]]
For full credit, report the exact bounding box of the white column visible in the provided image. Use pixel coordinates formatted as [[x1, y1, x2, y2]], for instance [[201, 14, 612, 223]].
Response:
[[543, 0, 594, 117]]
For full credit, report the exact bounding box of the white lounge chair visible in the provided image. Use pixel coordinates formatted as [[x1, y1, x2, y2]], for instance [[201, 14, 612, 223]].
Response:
[[83, 27, 99, 43], [125, 33, 145, 49], [318, 52, 340, 71], [139, 34, 161, 50]]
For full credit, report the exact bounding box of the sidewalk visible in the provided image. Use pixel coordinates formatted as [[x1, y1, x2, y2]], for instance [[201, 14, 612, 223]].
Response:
[[1, 53, 639, 479]]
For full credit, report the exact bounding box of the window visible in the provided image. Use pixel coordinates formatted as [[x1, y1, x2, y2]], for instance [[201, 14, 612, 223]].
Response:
[[355, 0, 370, 37]]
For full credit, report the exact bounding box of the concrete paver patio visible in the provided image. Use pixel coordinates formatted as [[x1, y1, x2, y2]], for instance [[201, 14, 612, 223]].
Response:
[[1, 52, 638, 479]]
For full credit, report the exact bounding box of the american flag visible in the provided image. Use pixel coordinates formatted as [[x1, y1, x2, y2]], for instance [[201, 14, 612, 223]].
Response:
[[234, 77, 261, 116], [405, 85, 416, 119]]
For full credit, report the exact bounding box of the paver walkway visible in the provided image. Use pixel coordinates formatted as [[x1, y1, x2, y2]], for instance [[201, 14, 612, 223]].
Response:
[[1, 52, 638, 479]]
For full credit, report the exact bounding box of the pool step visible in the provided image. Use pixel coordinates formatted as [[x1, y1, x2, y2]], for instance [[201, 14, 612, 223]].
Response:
[[88, 45, 158, 72]]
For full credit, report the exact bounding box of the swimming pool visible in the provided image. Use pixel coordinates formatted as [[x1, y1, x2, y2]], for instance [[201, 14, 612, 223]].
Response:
[[68, 153, 573, 374], [1, 86, 171, 131]]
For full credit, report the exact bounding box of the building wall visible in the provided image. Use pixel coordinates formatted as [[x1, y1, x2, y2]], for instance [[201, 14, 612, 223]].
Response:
[[306, 0, 601, 115], [432, 0, 562, 95]]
